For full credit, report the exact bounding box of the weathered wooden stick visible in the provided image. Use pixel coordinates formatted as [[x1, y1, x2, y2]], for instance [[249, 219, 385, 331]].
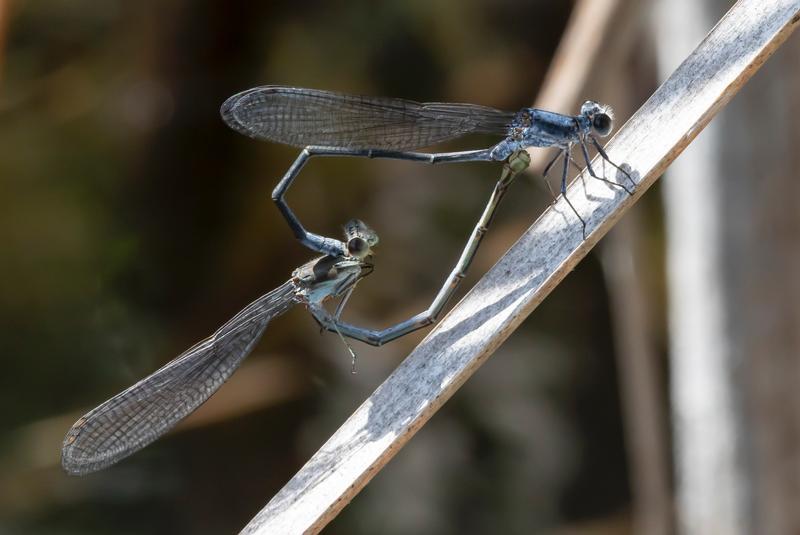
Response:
[[242, 1, 800, 533]]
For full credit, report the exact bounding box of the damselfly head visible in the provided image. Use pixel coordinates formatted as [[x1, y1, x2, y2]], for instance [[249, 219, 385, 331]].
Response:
[[344, 219, 379, 259], [580, 101, 614, 137]]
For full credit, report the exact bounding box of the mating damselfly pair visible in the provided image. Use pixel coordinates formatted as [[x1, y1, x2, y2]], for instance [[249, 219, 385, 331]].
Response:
[[62, 86, 632, 475]]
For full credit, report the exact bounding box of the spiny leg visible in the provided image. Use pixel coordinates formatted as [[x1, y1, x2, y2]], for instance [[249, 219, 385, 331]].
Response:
[[544, 151, 592, 199], [540, 150, 562, 201], [316, 282, 356, 336], [273, 146, 495, 257], [559, 146, 587, 239], [308, 299, 360, 371], [312, 150, 532, 347], [333, 284, 361, 373], [589, 135, 636, 191], [579, 140, 633, 195]]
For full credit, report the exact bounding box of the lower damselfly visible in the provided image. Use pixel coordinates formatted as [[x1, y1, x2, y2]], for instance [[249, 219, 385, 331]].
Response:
[[62, 151, 531, 475]]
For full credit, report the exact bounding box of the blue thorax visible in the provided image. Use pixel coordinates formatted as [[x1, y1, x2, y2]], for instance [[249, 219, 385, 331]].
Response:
[[489, 108, 592, 161]]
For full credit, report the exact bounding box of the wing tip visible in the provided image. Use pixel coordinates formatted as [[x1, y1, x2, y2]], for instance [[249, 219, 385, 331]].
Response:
[[60, 416, 118, 476], [61, 445, 101, 476], [61, 440, 121, 476], [219, 89, 252, 136], [61, 423, 94, 476], [220, 85, 293, 139]]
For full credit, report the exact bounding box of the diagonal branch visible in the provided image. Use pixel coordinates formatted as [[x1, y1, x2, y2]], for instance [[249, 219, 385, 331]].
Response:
[[241, 1, 800, 533]]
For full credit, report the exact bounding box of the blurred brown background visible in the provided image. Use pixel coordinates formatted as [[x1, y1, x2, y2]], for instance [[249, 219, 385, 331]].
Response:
[[0, 0, 797, 534]]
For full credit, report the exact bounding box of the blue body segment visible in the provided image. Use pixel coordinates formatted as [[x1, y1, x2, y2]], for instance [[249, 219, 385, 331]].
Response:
[[488, 108, 586, 160], [523, 109, 583, 148]]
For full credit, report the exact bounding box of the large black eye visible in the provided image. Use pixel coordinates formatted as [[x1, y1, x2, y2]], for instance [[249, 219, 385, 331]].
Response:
[[592, 113, 612, 136], [347, 237, 368, 258]]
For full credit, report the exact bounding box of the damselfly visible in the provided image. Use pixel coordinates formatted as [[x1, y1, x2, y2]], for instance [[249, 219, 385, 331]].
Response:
[[221, 86, 633, 240], [62, 220, 378, 475]]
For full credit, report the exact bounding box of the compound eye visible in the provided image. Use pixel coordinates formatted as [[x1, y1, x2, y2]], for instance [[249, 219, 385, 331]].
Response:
[[347, 237, 369, 258], [592, 113, 613, 137]]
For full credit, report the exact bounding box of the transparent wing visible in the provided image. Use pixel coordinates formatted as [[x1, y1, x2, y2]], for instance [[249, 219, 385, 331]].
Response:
[[62, 281, 297, 475], [220, 86, 515, 150]]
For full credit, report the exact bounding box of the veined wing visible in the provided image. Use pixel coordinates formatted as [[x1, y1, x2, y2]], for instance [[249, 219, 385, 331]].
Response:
[[220, 86, 515, 150], [62, 281, 297, 475]]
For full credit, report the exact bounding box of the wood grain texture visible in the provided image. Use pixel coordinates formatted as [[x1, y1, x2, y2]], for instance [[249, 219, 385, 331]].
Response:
[[241, 1, 800, 533]]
